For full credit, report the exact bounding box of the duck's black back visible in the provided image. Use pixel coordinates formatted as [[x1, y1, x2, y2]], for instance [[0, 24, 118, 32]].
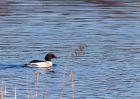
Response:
[[29, 60, 43, 63]]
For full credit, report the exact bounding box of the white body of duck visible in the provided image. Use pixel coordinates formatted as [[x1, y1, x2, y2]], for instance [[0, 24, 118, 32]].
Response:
[[27, 53, 57, 68], [27, 61, 53, 68]]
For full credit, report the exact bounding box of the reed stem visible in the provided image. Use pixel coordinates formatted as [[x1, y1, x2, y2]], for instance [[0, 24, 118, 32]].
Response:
[[14, 87, 16, 99], [59, 64, 67, 99], [70, 72, 75, 99], [34, 72, 41, 98]]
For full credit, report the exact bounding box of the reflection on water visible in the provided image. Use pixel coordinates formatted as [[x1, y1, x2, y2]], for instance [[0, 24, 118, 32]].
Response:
[[0, 0, 140, 98]]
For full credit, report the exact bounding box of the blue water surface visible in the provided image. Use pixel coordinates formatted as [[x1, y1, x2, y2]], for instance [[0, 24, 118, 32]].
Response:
[[0, 0, 140, 99]]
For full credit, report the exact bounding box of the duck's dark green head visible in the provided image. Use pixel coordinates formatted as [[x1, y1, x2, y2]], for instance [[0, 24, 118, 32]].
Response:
[[45, 53, 57, 61]]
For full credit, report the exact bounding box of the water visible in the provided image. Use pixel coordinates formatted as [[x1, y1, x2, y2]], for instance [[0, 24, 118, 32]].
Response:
[[0, 0, 140, 99]]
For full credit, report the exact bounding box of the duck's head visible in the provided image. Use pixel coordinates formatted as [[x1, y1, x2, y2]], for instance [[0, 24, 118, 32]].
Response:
[[45, 53, 57, 61]]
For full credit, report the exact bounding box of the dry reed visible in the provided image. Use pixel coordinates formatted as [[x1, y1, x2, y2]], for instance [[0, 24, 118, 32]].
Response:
[[34, 72, 41, 98], [14, 87, 16, 99], [72, 43, 87, 57], [0, 87, 3, 99], [70, 72, 75, 99], [59, 64, 67, 99], [0, 81, 6, 99], [1, 71, 76, 99]]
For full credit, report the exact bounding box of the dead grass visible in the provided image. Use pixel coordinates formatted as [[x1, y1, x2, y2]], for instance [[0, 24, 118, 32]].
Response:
[[0, 71, 75, 99]]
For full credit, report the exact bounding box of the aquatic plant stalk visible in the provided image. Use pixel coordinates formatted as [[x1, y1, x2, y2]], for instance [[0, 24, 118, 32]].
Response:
[[0, 87, 3, 99], [4, 83, 6, 99], [0, 81, 6, 99], [70, 72, 75, 99], [59, 64, 67, 99], [14, 87, 16, 99], [34, 72, 41, 98]]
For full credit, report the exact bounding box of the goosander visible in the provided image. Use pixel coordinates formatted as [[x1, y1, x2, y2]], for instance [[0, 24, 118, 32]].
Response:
[[27, 53, 57, 68]]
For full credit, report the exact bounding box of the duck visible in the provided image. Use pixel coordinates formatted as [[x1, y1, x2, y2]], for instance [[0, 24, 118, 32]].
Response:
[[27, 53, 57, 68]]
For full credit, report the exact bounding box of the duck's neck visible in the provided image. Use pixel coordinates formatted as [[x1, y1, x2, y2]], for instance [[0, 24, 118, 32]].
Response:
[[45, 56, 51, 61], [45, 59, 51, 61]]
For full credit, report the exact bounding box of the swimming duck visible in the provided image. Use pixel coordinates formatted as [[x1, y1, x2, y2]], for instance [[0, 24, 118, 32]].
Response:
[[27, 53, 57, 68]]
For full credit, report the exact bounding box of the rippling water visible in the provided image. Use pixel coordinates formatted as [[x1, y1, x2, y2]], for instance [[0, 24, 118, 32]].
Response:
[[0, 0, 140, 99]]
